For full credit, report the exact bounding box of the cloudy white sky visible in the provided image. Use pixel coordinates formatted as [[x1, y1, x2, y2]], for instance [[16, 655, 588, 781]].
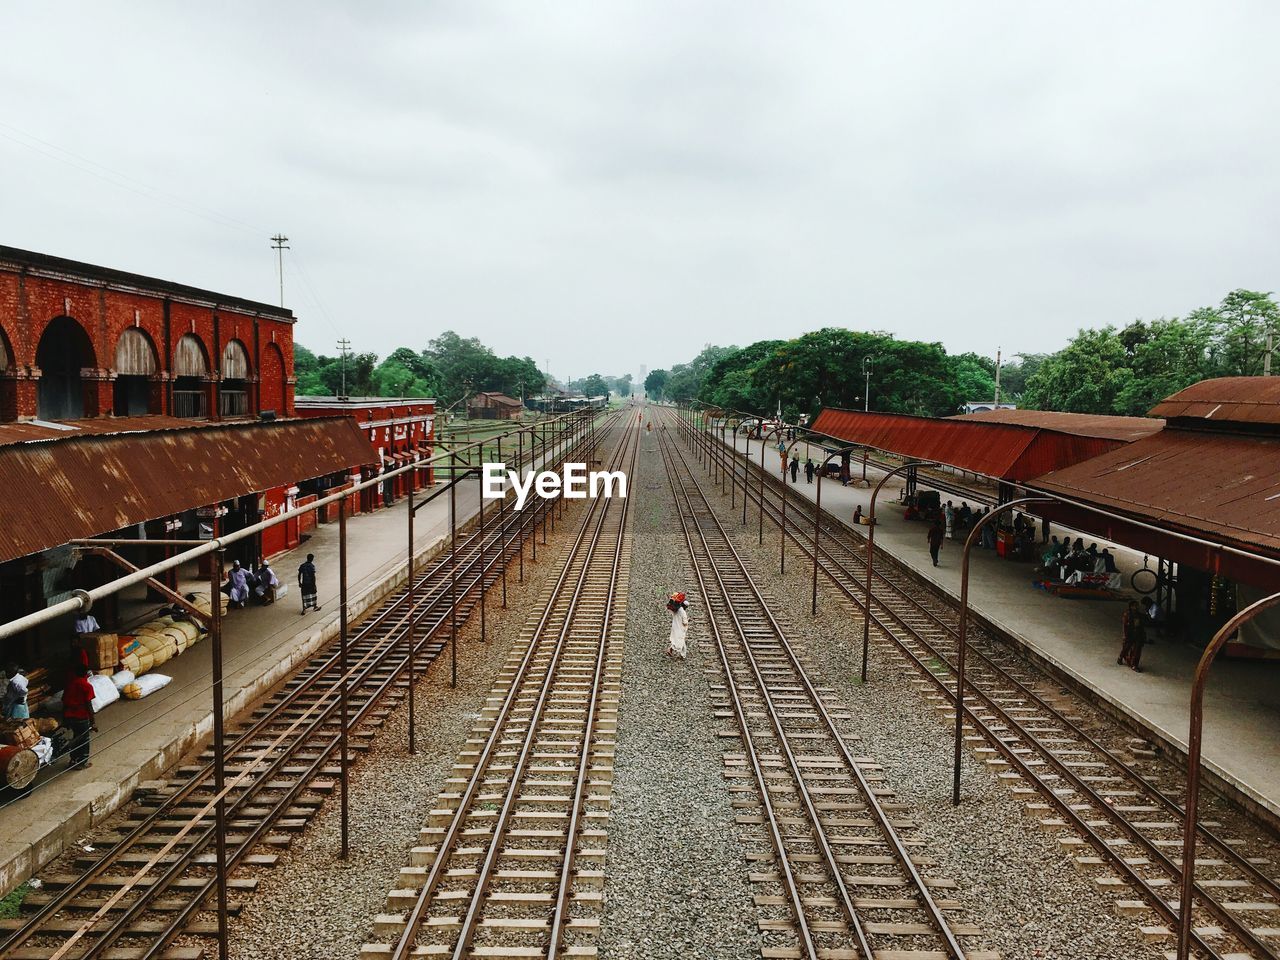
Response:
[[3, 2, 1277, 382]]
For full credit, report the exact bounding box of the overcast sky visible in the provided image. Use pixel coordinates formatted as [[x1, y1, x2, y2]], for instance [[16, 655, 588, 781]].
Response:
[[3, 3, 1277, 383]]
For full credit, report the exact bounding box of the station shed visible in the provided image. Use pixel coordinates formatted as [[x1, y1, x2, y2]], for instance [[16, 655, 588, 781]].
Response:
[[295, 396, 435, 514], [1030, 378, 1280, 650], [809, 407, 1153, 486], [466, 391, 523, 420], [0, 415, 372, 679]]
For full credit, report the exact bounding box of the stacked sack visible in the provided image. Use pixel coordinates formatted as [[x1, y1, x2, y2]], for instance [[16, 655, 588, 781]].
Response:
[[119, 616, 204, 676]]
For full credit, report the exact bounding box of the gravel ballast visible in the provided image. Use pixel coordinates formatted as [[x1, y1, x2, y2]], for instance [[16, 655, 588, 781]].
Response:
[[600, 424, 762, 960], [224, 517, 579, 960], [681, 439, 1166, 960]]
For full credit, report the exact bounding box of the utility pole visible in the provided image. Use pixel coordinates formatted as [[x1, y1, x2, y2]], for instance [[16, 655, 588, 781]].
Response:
[[336, 338, 351, 399], [270, 234, 290, 308], [994, 347, 1003, 406], [862, 356, 873, 412], [1266, 331, 1274, 377]]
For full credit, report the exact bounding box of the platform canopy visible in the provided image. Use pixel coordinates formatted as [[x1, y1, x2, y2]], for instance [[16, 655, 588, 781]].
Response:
[[810, 408, 1132, 483], [0, 416, 374, 564], [1029, 377, 1280, 589], [951, 408, 1164, 443]]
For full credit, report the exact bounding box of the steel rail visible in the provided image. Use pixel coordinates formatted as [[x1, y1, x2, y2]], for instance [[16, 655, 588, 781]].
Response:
[[546, 418, 639, 960], [681, 414, 1275, 960], [700, 417, 1280, 914], [664, 415, 966, 960], [452, 418, 636, 960], [6, 418, 611, 959], [391, 416, 635, 959]]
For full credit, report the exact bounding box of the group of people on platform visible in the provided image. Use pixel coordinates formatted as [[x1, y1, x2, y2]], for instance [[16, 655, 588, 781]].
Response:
[[1043, 537, 1118, 583], [222, 559, 282, 609]]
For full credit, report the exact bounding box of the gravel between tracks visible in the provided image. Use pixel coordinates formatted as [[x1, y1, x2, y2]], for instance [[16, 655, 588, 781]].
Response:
[[709, 468, 1165, 960], [601, 427, 762, 960], [224, 517, 578, 960]]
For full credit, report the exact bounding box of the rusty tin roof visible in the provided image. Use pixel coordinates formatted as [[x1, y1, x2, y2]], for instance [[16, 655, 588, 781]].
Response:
[[0, 417, 373, 564], [1149, 377, 1280, 425], [952, 408, 1164, 442]]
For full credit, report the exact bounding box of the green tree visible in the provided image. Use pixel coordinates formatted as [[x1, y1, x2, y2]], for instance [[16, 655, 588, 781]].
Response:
[[1022, 328, 1133, 413], [1214, 289, 1279, 376], [644, 368, 669, 399], [579, 373, 610, 398]]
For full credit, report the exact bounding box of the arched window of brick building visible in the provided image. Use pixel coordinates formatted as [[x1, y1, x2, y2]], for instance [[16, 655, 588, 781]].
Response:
[[173, 333, 209, 418], [113, 327, 159, 416], [219, 339, 251, 418], [35, 316, 96, 421]]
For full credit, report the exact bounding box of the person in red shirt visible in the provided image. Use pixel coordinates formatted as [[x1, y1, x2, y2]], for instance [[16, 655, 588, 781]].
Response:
[[62, 667, 97, 770]]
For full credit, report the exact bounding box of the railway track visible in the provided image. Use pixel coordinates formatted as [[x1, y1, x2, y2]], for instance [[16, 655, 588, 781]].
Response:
[[1, 414, 611, 960], [679, 411, 1280, 960], [361, 415, 639, 960], [659, 422, 994, 960]]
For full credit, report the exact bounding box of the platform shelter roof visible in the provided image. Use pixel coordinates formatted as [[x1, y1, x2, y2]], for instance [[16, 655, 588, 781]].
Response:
[[1149, 376, 1280, 426], [810, 408, 1126, 482], [951, 408, 1164, 442], [0, 417, 374, 564], [1030, 428, 1280, 588]]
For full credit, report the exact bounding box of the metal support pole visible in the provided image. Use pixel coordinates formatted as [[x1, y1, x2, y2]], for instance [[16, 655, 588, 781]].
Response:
[[758, 436, 765, 546], [952, 498, 1049, 804], [209, 548, 229, 960], [406, 478, 416, 755], [478, 463, 487, 643], [450, 452, 458, 689], [518, 429, 527, 578], [862, 461, 925, 682], [338, 496, 350, 858], [811, 464, 823, 616], [498, 435, 508, 608], [1176, 590, 1280, 960], [780, 444, 788, 575]]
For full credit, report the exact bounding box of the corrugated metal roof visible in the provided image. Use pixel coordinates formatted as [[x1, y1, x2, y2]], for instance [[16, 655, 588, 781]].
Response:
[[952, 408, 1164, 442], [1149, 376, 1280, 425], [811, 408, 1124, 482], [0, 416, 203, 447], [0, 417, 374, 564], [1031, 428, 1280, 560]]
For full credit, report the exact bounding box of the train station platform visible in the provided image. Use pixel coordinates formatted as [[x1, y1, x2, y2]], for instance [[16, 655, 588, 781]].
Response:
[[716, 430, 1280, 826], [0, 476, 494, 897]]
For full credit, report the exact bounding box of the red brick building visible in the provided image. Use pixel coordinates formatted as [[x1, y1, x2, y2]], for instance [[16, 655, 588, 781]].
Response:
[[0, 245, 294, 423], [295, 396, 435, 516]]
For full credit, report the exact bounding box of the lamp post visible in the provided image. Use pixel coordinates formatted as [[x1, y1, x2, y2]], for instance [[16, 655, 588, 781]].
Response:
[[862, 357, 873, 412]]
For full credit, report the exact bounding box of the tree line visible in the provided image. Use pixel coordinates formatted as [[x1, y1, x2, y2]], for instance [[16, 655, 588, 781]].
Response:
[[644, 331, 1032, 421], [644, 288, 1278, 420], [294, 331, 545, 408]]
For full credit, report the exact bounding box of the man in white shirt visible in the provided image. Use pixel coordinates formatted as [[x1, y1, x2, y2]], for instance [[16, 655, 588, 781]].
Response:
[[74, 612, 101, 635]]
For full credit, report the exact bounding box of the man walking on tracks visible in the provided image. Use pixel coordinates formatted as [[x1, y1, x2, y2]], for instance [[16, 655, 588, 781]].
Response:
[[927, 519, 945, 567], [666, 591, 690, 660], [298, 553, 320, 614]]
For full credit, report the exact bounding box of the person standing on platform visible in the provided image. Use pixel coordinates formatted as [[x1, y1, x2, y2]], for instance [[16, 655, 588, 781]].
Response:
[[3, 664, 29, 719], [927, 520, 945, 567], [298, 553, 320, 614], [62, 665, 97, 769], [944, 501, 954, 540], [789, 456, 799, 484], [1120, 600, 1146, 672], [665, 592, 690, 660], [805, 458, 815, 484]]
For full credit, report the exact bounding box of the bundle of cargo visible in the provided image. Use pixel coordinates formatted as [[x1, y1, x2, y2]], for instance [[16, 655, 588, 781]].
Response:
[[119, 616, 204, 676], [186, 591, 228, 618], [0, 719, 41, 749], [0, 745, 38, 790], [75, 632, 120, 672]]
